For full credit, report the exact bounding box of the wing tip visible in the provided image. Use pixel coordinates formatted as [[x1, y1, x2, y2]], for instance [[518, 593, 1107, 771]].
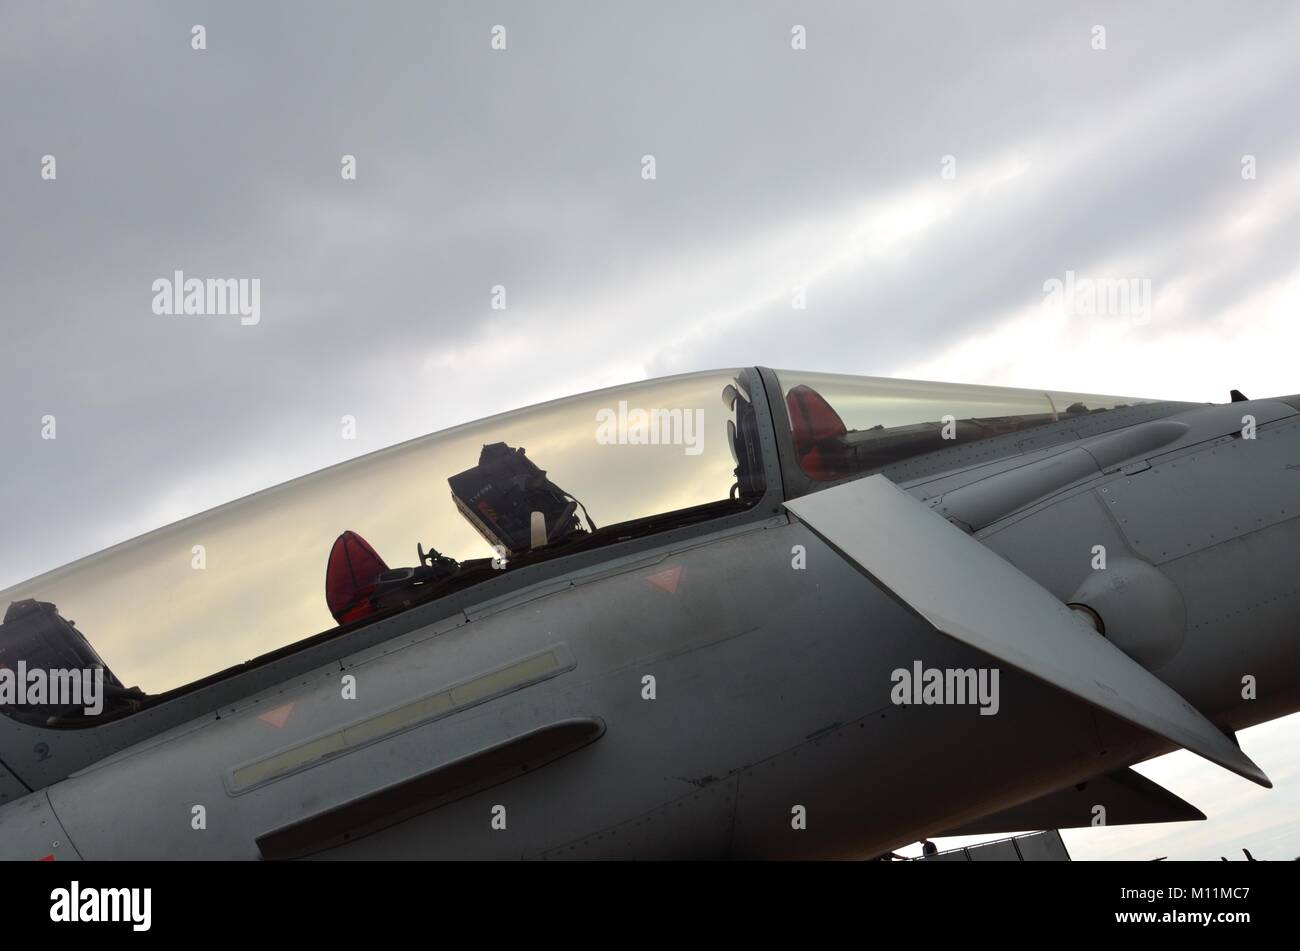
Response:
[[1222, 753, 1271, 789]]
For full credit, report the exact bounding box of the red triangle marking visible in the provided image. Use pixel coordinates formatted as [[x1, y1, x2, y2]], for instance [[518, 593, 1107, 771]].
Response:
[[38, 854, 54, 861], [646, 565, 684, 594], [258, 702, 295, 728]]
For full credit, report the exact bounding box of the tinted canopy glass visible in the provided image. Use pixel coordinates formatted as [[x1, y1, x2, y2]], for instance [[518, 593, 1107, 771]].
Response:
[[0, 370, 761, 702], [775, 369, 1154, 482]]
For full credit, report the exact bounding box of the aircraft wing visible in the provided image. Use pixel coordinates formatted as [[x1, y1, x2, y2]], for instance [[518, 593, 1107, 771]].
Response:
[[784, 475, 1271, 788], [941, 767, 1205, 836]]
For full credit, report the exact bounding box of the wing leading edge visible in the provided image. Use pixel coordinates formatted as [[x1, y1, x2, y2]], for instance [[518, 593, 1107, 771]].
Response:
[[784, 475, 1270, 788], [941, 767, 1205, 836]]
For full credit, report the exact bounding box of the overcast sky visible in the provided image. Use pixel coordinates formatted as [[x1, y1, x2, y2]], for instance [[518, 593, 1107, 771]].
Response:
[[4, 1, 1300, 859]]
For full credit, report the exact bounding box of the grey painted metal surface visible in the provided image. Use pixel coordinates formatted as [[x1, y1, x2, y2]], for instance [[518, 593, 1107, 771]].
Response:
[[0, 792, 80, 861], [0, 759, 28, 806], [933, 421, 1191, 531], [1103, 414, 1300, 564]]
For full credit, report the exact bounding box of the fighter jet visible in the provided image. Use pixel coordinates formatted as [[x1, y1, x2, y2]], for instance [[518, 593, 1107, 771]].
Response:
[[1, 366, 1296, 859]]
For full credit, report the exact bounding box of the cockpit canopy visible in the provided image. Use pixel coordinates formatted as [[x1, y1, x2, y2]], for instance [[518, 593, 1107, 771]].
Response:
[[773, 369, 1151, 484], [0, 369, 765, 706]]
